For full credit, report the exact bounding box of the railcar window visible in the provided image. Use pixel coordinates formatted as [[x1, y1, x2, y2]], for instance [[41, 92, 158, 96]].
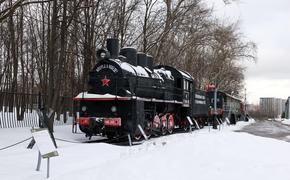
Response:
[[183, 80, 189, 90], [211, 98, 220, 103]]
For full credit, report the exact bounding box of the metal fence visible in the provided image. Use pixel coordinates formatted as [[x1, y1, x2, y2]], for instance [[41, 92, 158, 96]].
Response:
[[0, 92, 72, 128]]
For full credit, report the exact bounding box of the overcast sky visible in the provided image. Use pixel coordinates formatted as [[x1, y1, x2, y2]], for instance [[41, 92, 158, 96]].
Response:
[[206, 0, 290, 104]]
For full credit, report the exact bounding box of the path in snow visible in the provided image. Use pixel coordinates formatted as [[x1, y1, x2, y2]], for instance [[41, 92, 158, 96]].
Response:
[[236, 120, 290, 142]]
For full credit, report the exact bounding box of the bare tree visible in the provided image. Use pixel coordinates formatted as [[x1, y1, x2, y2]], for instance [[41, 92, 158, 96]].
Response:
[[0, 0, 257, 123]]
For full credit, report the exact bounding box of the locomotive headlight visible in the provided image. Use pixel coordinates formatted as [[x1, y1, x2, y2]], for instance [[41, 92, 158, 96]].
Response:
[[81, 106, 87, 112], [111, 106, 117, 113], [96, 49, 109, 60], [100, 52, 106, 58]]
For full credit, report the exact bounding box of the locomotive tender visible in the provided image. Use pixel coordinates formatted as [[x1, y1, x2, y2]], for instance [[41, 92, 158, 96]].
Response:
[[73, 38, 245, 139]]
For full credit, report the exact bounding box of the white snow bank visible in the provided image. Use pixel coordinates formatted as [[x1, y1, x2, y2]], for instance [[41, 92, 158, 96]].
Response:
[[282, 119, 290, 125], [1, 120, 290, 180], [269, 118, 290, 126]]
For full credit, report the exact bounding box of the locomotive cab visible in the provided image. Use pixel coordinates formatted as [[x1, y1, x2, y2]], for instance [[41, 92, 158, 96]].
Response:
[[155, 65, 194, 106]]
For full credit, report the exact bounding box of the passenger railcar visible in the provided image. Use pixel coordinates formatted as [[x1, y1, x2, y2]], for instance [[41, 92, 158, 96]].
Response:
[[207, 88, 245, 125]]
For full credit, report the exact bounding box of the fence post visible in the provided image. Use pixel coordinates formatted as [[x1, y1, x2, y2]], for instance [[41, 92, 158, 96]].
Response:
[[38, 92, 44, 128]]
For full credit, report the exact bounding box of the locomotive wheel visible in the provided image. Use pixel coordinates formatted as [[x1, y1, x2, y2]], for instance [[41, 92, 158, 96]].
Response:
[[167, 115, 174, 134], [134, 134, 142, 141], [145, 121, 153, 139], [133, 128, 142, 141], [183, 125, 189, 132], [106, 132, 115, 139], [199, 121, 205, 129], [144, 130, 152, 139], [168, 127, 174, 134], [161, 126, 167, 135], [182, 121, 190, 132], [160, 115, 167, 135]]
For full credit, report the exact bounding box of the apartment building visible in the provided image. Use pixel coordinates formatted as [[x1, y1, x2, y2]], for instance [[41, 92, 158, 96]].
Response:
[[285, 97, 290, 119], [259, 97, 286, 118]]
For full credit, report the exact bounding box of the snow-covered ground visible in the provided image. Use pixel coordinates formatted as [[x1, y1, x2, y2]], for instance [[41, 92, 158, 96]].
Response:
[[1, 119, 290, 180], [282, 119, 290, 125], [268, 118, 290, 126]]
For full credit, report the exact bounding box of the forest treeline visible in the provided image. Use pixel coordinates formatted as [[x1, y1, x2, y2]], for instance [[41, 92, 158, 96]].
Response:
[[0, 0, 256, 114]]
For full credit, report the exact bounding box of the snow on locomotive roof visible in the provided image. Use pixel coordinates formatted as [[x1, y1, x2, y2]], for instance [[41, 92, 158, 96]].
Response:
[[154, 68, 174, 80], [111, 58, 158, 78], [120, 62, 149, 77], [144, 67, 152, 73], [178, 70, 193, 79], [73, 92, 130, 101], [151, 72, 163, 81], [225, 92, 242, 101], [135, 66, 149, 77], [119, 61, 136, 74]]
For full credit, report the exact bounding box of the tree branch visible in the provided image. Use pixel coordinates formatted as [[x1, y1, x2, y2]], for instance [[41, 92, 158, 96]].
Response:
[[0, 0, 53, 22]]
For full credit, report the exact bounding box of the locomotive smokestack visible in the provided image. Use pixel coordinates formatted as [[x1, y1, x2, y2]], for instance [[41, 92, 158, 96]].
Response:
[[146, 55, 153, 70], [120, 47, 137, 66], [137, 52, 147, 67], [106, 38, 119, 59]]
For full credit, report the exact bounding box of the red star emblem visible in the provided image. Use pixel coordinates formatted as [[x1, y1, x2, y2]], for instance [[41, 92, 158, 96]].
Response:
[[101, 75, 110, 86]]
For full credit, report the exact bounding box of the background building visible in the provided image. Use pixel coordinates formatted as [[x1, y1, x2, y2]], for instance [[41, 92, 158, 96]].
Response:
[[285, 97, 290, 119], [259, 97, 286, 118]]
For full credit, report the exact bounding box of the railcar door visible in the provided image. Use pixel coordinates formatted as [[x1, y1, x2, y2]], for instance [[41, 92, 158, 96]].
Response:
[[182, 79, 191, 107]]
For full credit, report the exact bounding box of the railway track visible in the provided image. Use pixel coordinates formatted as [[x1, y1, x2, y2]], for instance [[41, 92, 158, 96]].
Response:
[[81, 127, 200, 146]]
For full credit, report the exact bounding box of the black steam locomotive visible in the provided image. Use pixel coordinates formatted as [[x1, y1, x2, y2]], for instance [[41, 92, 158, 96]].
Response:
[[73, 38, 245, 139]]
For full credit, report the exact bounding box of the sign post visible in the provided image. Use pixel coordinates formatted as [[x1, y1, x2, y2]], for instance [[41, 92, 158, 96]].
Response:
[[216, 117, 221, 131], [31, 128, 59, 178], [36, 151, 41, 171], [213, 87, 218, 129]]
